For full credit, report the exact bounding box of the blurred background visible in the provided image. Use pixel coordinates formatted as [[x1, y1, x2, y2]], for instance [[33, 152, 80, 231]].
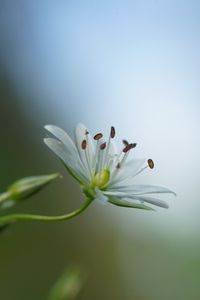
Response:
[[0, 0, 200, 299]]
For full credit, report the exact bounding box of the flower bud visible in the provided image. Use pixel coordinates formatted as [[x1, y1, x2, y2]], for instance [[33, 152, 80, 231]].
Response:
[[0, 173, 60, 209]]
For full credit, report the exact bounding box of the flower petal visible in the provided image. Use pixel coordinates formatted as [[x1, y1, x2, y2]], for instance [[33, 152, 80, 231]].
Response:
[[105, 140, 118, 169], [108, 196, 154, 211], [109, 158, 147, 185], [130, 195, 169, 208], [75, 123, 95, 176], [44, 138, 89, 183], [45, 125, 77, 155], [107, 184, 176, 196]]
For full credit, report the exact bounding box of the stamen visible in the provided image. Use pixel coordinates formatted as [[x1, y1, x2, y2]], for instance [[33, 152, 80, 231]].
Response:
[[111, 142, 137, 182], [133, 159, 155, 178], [94, 133, 103, 140], [122, 139, 129, 146], [123, 143, 137, 153], [81, 139, 93, 178], [148, 159, 154, 169], [100, 142, 106, 150], [110, 126, 115, 138], [103, 127, 113, 169], [84, 129, 94, 176], [111, 151, 129, 182], [117, 152, 128, 169], [106, 155, 117, 170], [81, 140, 87, 150], [92, 142, 100, 174], [97, 143, 106, 177]]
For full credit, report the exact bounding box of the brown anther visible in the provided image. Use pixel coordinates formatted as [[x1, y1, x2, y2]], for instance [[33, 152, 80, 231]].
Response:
[[94, 133, 103, 140], [148, 159, 154, 169], [132, 143, 137, 148], [81, 140, 87, 150], [123, 143, 137, 153], [110, 126, 115, 138], [100, 142, 106, 150], [122, 139, 129, 146]]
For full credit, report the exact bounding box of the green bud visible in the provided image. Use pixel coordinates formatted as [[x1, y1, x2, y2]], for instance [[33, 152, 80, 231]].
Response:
[[0, 173, 60, 209]]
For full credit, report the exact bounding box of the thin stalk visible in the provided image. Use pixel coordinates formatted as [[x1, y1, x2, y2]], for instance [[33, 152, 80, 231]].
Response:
[[0, 197, 93, 224]]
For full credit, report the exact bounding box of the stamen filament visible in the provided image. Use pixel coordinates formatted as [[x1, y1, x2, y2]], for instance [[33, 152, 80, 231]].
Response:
[[97, 146, 104, 176], [103, 136, 111, 168], [110, 152, 129, 182], [104, 126, 115, 168], [93, 132, 103, 175], [85, 130, 93, 176], [133, 159, 154, 177], [110, 142, 137, 183], [133, 165, 148, 177], [81, 139, 92, 178], [96, 142, 107, 179]]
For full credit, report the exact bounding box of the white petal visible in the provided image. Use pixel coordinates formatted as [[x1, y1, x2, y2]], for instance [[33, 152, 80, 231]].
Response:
[[45, 125, 77, 154], [44, 138, 89, 183], [75, 123, 95, 175], [108, 184, 176, 195], [109, 158, 146, 185], [108, 197, 154, 211], [130, 195, 169, 208], [105, 140, 118, 169], [95, 188, 108, 204]]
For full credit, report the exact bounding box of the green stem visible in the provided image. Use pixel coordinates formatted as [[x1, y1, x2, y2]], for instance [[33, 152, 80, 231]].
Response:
[[0, 198, 93, 224]]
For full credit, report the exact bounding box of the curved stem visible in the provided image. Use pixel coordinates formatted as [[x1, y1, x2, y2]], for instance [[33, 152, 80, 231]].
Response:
[[0, 198, 93, 224]]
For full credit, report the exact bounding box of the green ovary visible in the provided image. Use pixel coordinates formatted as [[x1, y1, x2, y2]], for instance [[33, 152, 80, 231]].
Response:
[[92, 169, 110, 189]]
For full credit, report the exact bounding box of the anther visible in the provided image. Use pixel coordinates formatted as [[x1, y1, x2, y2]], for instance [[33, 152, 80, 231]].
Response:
[[148, 159, 154, 169], [85, 130, 89, 135], [110, 126, 115, 138], [94, 133, 103, 140], [81, 140, 87, 150], [123, 143, 137, 153], [122, 139, 129, 146], [116, 162, 120, 168], [100, 142, 106, 150]]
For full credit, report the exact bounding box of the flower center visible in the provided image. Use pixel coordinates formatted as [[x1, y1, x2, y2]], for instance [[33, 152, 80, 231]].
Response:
[[92, 169, 110, 189]]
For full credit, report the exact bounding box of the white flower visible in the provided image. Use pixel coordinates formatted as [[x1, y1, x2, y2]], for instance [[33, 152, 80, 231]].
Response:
[[44, 123, 175, 211]]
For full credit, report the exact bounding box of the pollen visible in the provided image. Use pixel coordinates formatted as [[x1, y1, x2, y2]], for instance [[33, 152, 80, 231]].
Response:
[[148, 159, 154, 169], [94, 133, 103, 140], [81, 140, 87, 150], [110, 126, 115, 138], [123, 143, 137, 153], [100, 142, 106, 150]]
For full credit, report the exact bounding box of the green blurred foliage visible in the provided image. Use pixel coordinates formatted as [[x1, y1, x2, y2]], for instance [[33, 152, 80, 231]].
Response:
[[48, 266, 85, 300]]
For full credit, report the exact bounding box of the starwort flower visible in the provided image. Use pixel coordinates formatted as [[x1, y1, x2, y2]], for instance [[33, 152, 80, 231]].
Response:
[[44, 123, 175, 211], [0, 123, 175, 226]]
